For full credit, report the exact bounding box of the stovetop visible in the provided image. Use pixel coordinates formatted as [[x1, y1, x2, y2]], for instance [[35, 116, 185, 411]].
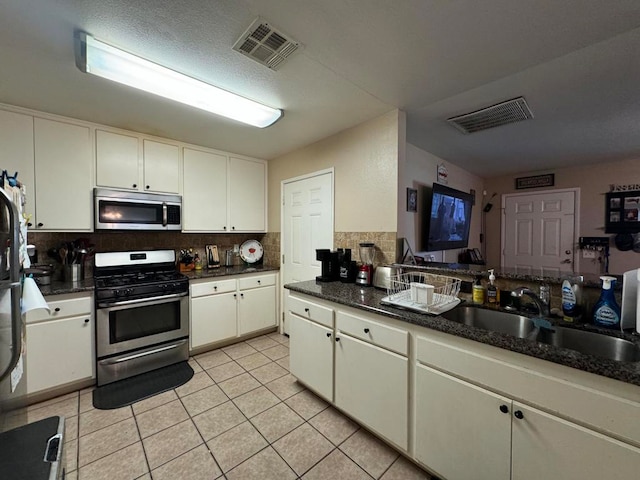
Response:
[[94, 270, 186, 289], [94, 268, 189, 304]]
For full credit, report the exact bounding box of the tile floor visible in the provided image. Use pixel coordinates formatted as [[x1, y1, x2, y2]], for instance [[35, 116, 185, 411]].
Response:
[[1, 333, 431, 480]]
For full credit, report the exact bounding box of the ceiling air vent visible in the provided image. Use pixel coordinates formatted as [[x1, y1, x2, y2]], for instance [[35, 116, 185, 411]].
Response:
[[447, 97, 533, 134], [233, 17, 302, 71]]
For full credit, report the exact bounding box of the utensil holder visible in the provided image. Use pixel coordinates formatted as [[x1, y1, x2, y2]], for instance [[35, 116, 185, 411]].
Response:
[[64, 264, 84, 282]]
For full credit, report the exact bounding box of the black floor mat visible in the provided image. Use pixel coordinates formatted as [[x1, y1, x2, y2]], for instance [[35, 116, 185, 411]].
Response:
[[92, 361, 194, 410]]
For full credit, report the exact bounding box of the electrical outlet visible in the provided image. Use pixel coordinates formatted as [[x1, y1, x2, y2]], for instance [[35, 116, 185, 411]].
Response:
[[582, 250, 596, 259]]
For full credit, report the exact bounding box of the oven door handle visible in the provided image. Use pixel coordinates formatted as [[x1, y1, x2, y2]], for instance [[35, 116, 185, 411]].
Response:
[[162, 202, 168, 227], [98, 292, 188, 308], [100, 340, 187, 365]]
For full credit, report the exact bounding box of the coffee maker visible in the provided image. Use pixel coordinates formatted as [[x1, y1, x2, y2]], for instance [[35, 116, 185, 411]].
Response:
[[316, 249, 340, 282], [355, 242, 376, 286]]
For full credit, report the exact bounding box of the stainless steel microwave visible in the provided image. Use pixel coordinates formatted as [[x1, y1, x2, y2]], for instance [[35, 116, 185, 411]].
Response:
[[94, 188, 182, 231]]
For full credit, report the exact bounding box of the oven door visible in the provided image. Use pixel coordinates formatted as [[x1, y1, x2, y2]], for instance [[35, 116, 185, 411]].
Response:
[[96, 293, 189, 358]]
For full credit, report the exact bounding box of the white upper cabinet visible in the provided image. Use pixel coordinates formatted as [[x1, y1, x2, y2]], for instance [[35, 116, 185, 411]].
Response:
[[96, 129, 140, 190], [182, 148, 228, 232], [33, 118, 92, 231], [96, 130, 181, 194], [0, 110, 34, 218], [143, 139, 180, 194], [228, 156, 266, 232]]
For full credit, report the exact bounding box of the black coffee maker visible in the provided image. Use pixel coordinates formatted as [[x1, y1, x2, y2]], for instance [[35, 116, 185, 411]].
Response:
[[316, 249, 340, 282]]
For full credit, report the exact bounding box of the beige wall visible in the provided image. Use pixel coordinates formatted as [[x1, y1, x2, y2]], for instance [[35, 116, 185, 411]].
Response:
[[484, 158, 640, 275], [267, 109, 402, 233], [400, 143, 484, 263]]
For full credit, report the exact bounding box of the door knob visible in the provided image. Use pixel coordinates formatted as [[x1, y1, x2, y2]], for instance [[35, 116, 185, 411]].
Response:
[[561, 259, 572, 264], [565, 249, 571, 254]]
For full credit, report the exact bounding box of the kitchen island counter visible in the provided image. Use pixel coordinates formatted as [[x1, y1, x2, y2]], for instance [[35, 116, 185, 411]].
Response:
[[285, 280, 640, 387]]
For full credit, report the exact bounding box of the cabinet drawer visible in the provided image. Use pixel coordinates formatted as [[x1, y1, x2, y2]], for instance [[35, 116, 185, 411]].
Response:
[[288, 294, 333, 328], [336, 310, 408, 356], [26, 293, 93, 324], [191, 279, 237, 298], [238, 274, 276, 290]]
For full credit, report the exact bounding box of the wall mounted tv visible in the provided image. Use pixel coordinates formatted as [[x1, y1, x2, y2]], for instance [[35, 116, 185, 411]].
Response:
[[422, 183, 474, 251]]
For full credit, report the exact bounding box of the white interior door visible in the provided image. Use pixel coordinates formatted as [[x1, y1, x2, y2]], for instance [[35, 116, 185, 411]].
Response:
[[502, 189, 577, 275], [281, 171, 333, 333]]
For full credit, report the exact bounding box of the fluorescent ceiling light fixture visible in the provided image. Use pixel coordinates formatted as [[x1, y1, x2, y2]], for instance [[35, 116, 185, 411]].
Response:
[[74, 32, 283, 128]]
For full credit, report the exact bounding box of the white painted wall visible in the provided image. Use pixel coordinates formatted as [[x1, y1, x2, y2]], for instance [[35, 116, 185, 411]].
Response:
[[400, 143, 484, 263]]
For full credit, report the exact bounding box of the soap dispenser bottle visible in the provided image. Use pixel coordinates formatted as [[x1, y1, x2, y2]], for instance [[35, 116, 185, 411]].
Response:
[[472, 275, 485, 305], [592, 276, 621, 328], [486, 269, 498, 306]]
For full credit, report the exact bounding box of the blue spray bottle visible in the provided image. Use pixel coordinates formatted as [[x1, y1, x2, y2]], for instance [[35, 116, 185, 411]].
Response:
[[592, 276, 621, 328]]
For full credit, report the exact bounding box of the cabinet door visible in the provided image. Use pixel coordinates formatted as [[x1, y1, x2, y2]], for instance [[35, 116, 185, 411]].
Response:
[[289, 313, 334, 401], [228, 156, 266, 232], [0, 110, 34, 219], [33, 118, 92, 230], [26, 315, 94, 394], [96, 130, 140, 189], [143, 139, 180, 193], [511, 403, 640, 480], [238, 285, 276, 335], [191, 292, 237, 349], [335, 333, 408, 450], [182, 148, 228, 231], [414, 364, 512, 480]]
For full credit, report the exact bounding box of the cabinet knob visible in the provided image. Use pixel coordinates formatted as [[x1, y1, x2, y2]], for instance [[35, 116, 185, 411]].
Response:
[[304, 308, 310, 313], [214, 286, 218, 291], [37, 222, 44, 227], [232, 226, 235, 230], [223, 226, 227, 230], [84, 318, 90, 324], [499, 405, 509, 414], [326, 332, 331, 338], [514, 410, 524, 419], [54, 307, 60, 312], [335, 337, 340, 342], [364, 328, 370, 334], [27, 222, 32, 227], [257, 280, 261, 284], [145, 185, 150, 190], [234, 293, 237, 298], [132, 184, 137, 188], [240, 293, 244, 298]]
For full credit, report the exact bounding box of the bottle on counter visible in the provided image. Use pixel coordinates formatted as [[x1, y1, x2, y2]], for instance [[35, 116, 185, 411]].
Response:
[[486, 269, 498, 306], [472, 275, 485, 305], [561, 274, 583, 323], [592, 276, 621, 328]]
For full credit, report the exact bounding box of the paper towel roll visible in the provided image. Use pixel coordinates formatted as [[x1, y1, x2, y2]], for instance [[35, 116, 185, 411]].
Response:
[[21, 276, 49, 314]]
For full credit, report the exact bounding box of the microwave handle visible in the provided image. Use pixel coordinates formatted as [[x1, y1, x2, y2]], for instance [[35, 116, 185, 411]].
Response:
[[162, 202, 167, 227]]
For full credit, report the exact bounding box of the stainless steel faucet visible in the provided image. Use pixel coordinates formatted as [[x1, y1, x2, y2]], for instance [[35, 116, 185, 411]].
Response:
[[511, 287, 550, 317]]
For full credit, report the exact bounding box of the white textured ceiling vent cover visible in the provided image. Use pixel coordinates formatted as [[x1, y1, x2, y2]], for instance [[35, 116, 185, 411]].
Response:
[[233, 17, 302, 71], [447, 97, 533, 134]]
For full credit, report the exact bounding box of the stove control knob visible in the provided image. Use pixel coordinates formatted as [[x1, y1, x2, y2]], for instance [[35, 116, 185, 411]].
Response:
[[114, 289, 121, 297]]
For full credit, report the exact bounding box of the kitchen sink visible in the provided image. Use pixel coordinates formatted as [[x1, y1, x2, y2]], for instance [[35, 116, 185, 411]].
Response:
[[537, 326, 640, 363], [440, 306, 537, 339]]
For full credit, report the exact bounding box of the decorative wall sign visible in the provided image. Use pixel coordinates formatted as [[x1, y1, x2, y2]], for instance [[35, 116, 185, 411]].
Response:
[[515, 173, 554, 189], [609, 183, 640, 192], [406, 188, 417, 212], [437, 164, 448, 184]]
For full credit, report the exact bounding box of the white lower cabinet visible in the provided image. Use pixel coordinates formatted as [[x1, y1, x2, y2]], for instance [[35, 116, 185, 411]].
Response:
[[25, 293, 94, 394], [289, 313, 334, 401], [415, 364, 512, 480], [335, 332, 408, 450], [189, 273, 277, 350], [511, 403, 640, 480], [238, 284, 276, 335], [415, 364, 640, 480]]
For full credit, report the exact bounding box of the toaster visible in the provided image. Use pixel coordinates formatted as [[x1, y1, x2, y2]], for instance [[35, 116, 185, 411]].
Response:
[[373, 266, 398, 290]]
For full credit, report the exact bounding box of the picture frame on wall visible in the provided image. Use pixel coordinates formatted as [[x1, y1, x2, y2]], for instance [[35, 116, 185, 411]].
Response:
[[605, 191, 640, 233], [407, 188, 417, 212]]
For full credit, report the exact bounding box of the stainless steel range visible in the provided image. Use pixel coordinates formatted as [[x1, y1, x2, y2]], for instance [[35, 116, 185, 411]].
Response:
[[94, 250, 189, 386]]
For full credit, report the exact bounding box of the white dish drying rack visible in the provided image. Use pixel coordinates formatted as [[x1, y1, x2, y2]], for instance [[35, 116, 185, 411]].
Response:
[[380, 272, 462, 315]]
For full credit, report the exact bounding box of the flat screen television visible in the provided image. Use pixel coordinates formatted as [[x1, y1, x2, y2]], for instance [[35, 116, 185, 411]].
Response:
[[422, 183, 474, 251]]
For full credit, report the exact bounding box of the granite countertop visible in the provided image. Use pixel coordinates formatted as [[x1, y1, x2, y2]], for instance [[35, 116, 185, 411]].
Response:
[[392, 262, 616, 289], [38, 264, 280, 296], [284, 280, 640, 387], [181, 264, 279, 280]]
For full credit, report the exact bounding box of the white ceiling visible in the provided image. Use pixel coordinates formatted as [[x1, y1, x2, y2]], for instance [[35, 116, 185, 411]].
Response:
[[2, 0, 640, 178]]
